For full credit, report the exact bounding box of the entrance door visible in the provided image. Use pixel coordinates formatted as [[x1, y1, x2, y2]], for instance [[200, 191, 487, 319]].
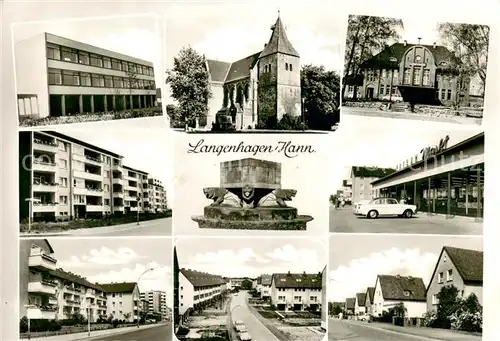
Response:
[[74, 205, 86, 219], [366, 87, 374, 99]]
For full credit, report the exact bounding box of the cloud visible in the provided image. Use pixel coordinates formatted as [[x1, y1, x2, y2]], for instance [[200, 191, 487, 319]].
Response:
[[329, 248, 438, 301], [58, 246, 144, 268]]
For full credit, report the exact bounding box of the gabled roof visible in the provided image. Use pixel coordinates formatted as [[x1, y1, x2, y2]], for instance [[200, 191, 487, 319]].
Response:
[[366, 287, 375, 304], [98, 282, 137, 293], [261, 274, 272, 286], [225, 52, 261, 83], [345, 297, 356, 309], [351, 166, 396, 178], [356, 292, 367, 306], [272, 271, 322, 289], [180, 268, 225, 288], [377, 275, 426, 302], [206, 59, 231, 83], [259, 17, 299, 58], [50, 268, 105, 292]]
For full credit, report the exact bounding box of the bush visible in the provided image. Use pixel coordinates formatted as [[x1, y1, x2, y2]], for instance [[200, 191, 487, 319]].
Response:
[[276, 114, 307, 130], [177, 325, 190, 336], [20, 317, 62, 333]]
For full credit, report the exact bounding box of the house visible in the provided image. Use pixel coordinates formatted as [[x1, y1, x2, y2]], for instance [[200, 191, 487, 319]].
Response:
[[257, 274, 272, 299], [350, 166, 396, 203], [345, 297, 356, 315], [355, 292, 366, 315], [372, 274, 427, 319], [365, 287, 375, 316], [270, 271, 323, 312], [178, 268, 226, 315], [98, 282, 142, 323], [426, 246, 483, 312]]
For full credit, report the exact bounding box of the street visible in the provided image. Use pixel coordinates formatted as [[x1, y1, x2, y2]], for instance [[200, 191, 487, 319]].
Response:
[[330, 206, 482, 235], [230, 291, 278, 341], [341, 106, 482, 125], [91, 323, 172, 341], [20, 218, 172, 237]]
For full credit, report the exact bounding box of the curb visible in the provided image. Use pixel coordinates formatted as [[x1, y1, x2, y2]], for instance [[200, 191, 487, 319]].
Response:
[[344, 321, 446, 341], [73, 323, 167, 341]]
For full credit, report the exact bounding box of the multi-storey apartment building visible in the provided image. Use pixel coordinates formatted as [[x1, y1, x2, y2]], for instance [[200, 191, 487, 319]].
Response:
[[350, 166, 396, 203], [15, 33, 157, 119], [178, 269, 226, 315], [19, 131, 155, 222], [140, 290, 168, 320], [270, 271, 323, 312], [19, 239, 108, 322], [147, 178, 168, 213], [98, 282, 143, 323]]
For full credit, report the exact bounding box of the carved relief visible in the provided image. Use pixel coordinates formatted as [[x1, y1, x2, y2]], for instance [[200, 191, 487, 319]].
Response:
[[203, 187, 228, 206], [241, 185, 255, 208], [274, 189, 297, 207]]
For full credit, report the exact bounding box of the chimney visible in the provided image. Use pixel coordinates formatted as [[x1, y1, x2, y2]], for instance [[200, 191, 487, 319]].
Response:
[[433, 42, 437, 49], [403, 40, 407, 46]]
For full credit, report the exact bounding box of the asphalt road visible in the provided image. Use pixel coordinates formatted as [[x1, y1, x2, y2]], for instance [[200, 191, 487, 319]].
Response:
[[21, 218, 172, 237], [329, 319, 429, 341], [91, 323, 172, 341], [230, 291, 278, 341], [329, 206, 482, 235]]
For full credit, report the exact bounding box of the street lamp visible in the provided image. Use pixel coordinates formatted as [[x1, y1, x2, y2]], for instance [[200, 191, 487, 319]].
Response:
[[25, 198, 41, 233], [136, 194, 141, 225], [136, 267, 155, 328]]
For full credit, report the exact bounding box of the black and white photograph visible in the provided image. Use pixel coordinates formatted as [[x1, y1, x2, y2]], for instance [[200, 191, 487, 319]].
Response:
[[164, 4, 342, 133], [19, 120, 173, 237], [328, 234, 483, 341], [330, 117, 484, 235], [175, 135, 331, 236], [173, 237, 327, 341], [12, 14, 164, 128], [19, 238, 172, 341], [342, 14, 490, 125]]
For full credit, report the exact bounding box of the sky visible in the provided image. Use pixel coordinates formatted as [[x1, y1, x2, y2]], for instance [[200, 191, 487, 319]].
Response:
[[331, 115, 484, 191], [50, 117, 174, 204], [176, 237, 326, 279], [48, 238, 172, 306], [329, 235, 483, 302], [11, 14, 165, 88]]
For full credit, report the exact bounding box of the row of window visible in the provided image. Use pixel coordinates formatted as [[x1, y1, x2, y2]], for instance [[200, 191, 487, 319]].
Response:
[[47, 43, 154, 76], [48, 68, 156, 89], [262, 63, 295, 73]]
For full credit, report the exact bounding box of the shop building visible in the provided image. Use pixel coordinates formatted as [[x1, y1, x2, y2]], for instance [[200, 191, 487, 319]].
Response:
[[371, 132, 484, 218], [15, 33, 157, 120]]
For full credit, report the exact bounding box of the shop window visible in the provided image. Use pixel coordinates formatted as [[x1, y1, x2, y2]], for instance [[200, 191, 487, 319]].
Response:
[[80, 73, 91, 86], [403, 69, 411, 84], [78, 52, 89, 65], [90, 54, 103, 67], [62, 70, 80, 86], [61, 47, 78, 63], [48, 68, 62, 85], [46, 43, 60, 60], [412, 67, 421, 85]]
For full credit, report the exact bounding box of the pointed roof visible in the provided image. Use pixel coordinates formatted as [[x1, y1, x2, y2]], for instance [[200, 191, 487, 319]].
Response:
[[259, 16, 299, 58]]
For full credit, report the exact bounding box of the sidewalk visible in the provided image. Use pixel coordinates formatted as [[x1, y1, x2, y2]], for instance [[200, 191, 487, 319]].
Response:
[[27, 323, 164, 341]]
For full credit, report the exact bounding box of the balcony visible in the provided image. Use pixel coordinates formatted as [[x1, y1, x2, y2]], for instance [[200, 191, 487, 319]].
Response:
[[33, 139, 58, 153], [29, 252, 57, 271], [33, 160, 56, 172], [27, 306, 57, 320], [112, 178, 123, 185], [48, 297, 58, 305], [113, 206, 124, 212], [125, 196, 138, 201], [32, 182, 58, 192], [28, 280, 57, 295], [74, 187, 104, 196], [74, 170, 102, 181], [87, 205, 104, 212], [113, 192, 124, 198], [84, 155, 103, 166], [33, 203, 57, 213]]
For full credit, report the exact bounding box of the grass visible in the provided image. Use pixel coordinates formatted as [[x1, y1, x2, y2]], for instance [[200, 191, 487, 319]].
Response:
[[257, 310, 281, 319]]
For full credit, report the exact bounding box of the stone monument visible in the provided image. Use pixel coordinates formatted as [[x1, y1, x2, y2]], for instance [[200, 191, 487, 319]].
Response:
[[192, 158, 313, 230]]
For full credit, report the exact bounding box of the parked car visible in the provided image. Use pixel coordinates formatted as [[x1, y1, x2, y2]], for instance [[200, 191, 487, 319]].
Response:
[[238, 332, 252, 341], [234, 320, 247, 332], [357, 314, 370, 321], [353, 197, 417, 219], [382, 94, 403, 102]]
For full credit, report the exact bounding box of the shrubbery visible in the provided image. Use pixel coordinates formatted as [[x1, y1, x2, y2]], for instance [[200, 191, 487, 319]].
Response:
[[20, 317, 62, 333]]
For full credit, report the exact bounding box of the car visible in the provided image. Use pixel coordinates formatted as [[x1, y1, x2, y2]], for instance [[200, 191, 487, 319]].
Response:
[[353, 197, 417, 219], [234, 320, 246, 332], [357, 314, 370, 321], [381, 94, 403, 102], [238, 332, 252, 341]]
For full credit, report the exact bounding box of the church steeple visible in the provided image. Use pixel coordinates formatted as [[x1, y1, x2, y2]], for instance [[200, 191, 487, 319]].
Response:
[[259, 16, 300, 58]]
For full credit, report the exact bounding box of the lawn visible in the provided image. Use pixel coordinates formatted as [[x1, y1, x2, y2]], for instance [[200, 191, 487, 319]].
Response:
[[256, 310, 281, 319]]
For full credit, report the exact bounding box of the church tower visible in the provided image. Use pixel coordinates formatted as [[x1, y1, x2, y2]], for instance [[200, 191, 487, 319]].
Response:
[[257, 15, 301, 125]]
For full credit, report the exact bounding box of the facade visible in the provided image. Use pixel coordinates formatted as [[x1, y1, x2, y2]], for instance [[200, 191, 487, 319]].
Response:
[[426, 246, 483, 312], [140, 290, 168, 320], [345, 297, 355, 315], [270, 271, 323, 312], [204, 16, 301, 130], [341, 179, 353, 203], [346, 40, 479, 107], [371, 133, 484, 218], [18, 131, 161, 222], [256, 274, 272, 299], [354, 292, 366, 315], [321, 266, 327, 330], [365, 287, 375, 316], [15, 33, 157, 119], [178, 269, 226, 315], [350, 166, 396, 203], [147, 178, 169, 213], [372, 275, 427, 319], [98, 282, 142, 323]]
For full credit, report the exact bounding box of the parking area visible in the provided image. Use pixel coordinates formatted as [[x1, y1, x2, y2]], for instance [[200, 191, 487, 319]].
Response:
[[329, 205, 483, 235]]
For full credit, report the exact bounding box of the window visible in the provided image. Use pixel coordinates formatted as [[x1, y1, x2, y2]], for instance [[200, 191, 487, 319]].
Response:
[[412, 67, 421, 85], [48, 68, 62, 85], [348, 85, 354, 93], [385, 85, 390, 95], [122, 61, 129, 72], [392, 86, 398, 95], [447, 89, 452, 100], [441, 89, 446, 100], [403, 68, 411, 84], [387, 199, 398, 204], [91, 74, 105, 87], [137, 79, 144, 89], [59, 177, 68, 187], [285, 63, 289, 71], [446, 269, 453, 281], [90, 54, 103, 67], [61, 47, 78, 62], [46, 43, 60, 60], [432, 294, 439, 305], [438, 272, 444, 283], [104, 76, 113, 88], [59, 196, 68, 204], [137, 65, 143, 74], [78, 52, 89, 65], [59, 141, 66, 151], [111, 59, 122, 70], [382, 69, 387, 79], [80, 73, 91, 86], [423, 70, 430, 86], [105, 171, 109, 178], [113, 77, 123, 88], [389, 57, 397, 62], [102, 57, 111, 68], [60, 159, 67, 169], [129, 63, 137, 73], [104, 184, 110, 192], [415, 55, 422, 62], [379, 85, 384, 95], [290, 64, 293, 71], [294, 296, 302, 302], [403, 290, 410, 296], [123, 78, 130, 88], [63, 70, 80, 86]]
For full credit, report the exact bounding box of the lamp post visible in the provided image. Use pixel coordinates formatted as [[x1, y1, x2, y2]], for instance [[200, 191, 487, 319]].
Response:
[[25, 198, 40, 233], [136, 194, 141, 225], [24, 304, 37, 340], [136, 267, 155, 328], [86, 302, 91, 337]]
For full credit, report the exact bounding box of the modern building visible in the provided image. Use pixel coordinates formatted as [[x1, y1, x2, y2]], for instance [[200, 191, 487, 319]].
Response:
[[372, 274, 427, 319], [365, 287, 375, 316], [204, 15, 301, 129], [98, 282, 143, 323], [140, 290, 168, 320], [371, 132, 484, 218], [256, 274, 272, 299], [321, 266, 327, 330], [345, 40, 481, 107], [147, 178, 169, 213], [426, 246, 483, 312], [354, 292, 366, 315], [15, 33, 157, 120], [341, 179, 353, 203], [19, 131, 165, 222], [350, 166, 396, 203], [270, 271, 323, 312]]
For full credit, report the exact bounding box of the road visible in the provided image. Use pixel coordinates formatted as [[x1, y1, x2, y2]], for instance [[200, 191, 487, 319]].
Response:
[[330, 206, 482, 235], [91, 323, 172, 341], [342, 106, 482, 125], [230, 291, 278, 341], [329, 319, 430, 341], [21, 218, 172, 237]]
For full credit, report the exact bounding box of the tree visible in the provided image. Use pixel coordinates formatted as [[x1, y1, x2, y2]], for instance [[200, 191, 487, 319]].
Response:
[[436, 285, 461, 328], [241, 279, 253, 290], [343, 15, 403, 99], [166, 104, 184, 128], [437, 23, 490, 97], [166, 46, 212, 127], [392, 302, 407, 317], [301, 65, 340, 130]]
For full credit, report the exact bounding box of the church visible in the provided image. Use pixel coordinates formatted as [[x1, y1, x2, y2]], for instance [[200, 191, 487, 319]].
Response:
[[204, 15, 302, 130]]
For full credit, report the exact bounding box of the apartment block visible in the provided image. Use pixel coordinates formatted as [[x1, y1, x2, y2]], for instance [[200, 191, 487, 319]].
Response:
[[147, 178, 168, 213], [140, 290, 168, 320], [98, 283, 143, 323], [179, 269, 226, 315], [15, 33, 157, 119], [19, 131, 163, 222], [270, 271, 323, 312]]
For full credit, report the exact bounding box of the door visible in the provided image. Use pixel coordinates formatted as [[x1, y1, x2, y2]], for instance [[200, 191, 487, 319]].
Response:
[[366, 87, 374, 99], [372, 198, 388, 215], [386, 198, 401, 215]]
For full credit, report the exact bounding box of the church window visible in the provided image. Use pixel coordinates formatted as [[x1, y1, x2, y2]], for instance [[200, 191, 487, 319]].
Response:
[[412, 67, 421, 85], [403, 68, 411, 84], [423, 70, 430, 86], [264, 65, 268, 73], [290, 64, 293, 71], [285, 63, 289, 71]]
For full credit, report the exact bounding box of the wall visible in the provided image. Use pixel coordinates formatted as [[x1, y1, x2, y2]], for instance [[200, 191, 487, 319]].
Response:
[[207, 82, 224, 128], [257, 54, 278, 124], [179, 273, 194, 310], [14, 33, 49, 118], [276, 54, 301, 119], [351, 176, 379, 203]]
